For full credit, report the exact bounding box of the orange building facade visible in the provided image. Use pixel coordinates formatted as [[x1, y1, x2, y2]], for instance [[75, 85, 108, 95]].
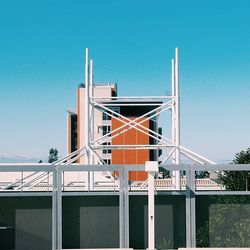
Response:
[[111, 117, 150, 181]]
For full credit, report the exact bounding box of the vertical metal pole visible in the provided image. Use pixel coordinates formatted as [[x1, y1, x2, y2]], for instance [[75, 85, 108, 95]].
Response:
[[186, 169, 191, 248], [119, 167, 130, 248], [119, 168, 125, 248], [89, 59, 94, 154], [171, 58, 177, 187], [148, 171, 155, 250], [52, 167, 62, 250], [85, 48, 91, 190], [190, 170, 196, 247], [175, 47, 181, 190], [57, 167, 62, 250], [124, 169, 129, 248], [52, 169, 57, 250], [89, 59, 94, 189], [186, 169, 196, 247], [85, 48, 90, 156]]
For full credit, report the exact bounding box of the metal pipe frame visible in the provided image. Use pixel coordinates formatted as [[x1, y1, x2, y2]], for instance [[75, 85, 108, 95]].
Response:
[[91, 99, 174, 145], [1, 48, 218, 193], [92, 96, 174, 100], [91, 101, 174, 155]]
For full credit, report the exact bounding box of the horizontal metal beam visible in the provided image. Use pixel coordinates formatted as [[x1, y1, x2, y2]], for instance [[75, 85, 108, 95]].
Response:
[[0, 164, 250, 172], [93, 103, 164, 106], [128, 191, 186, 196], [0, 192, 53, 197], [1, 190, 250, 196], [0, 164, 55, 172], [195, 191, 250, 195], [58, 165, 146, 171], [61, 191, 120, 196], [91, 144, 173, 150], [92, 95, 174, 100], [160, 164, 250, 171]]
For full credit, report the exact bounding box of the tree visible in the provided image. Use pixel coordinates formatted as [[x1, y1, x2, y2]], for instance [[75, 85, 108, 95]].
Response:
[[159, 167, 171, 178], [196, 148, 250, 247], [218, 147, 250, 191], [48, 148, 58, 163]]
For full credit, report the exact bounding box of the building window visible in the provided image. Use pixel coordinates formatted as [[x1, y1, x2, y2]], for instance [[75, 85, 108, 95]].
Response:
[[103, 142, 111, 154], [102, 125, 111, 136], [102, 107, 120, 121], [103, 159, 111, 165], [111, 107, 120, 116], [102, 112, 111, 121]]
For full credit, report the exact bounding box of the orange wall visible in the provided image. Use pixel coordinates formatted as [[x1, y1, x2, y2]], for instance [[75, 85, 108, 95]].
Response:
[[111, 117, 150, 181]]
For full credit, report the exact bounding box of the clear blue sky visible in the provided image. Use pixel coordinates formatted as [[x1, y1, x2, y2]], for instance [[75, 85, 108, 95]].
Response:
[[0, 0, 250, 163]]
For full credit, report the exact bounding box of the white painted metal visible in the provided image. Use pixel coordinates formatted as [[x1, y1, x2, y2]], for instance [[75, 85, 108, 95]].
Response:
[[89, 59, 95, 188], [3, 47, 216, 200], [171, 58, 177, 188], [171, 58, 176, 164], [92, 100, 173, 146], [91, 100, 173, 145], [148, 171, 155, 250], [174, 47, 181, 190], [92, 96, 172, 99], [145, 161, 159, 172], [85, 48, 90, 165], [145, 162, 158, 250]]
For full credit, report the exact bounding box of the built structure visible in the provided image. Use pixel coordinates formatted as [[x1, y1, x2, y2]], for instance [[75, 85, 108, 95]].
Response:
[[67, 82, 162, 181], [66, 48, 215, 189], [1, 49, 249, 250]]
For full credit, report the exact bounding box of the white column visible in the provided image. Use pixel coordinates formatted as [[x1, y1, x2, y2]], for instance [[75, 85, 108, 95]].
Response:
[[85, 48, 90, 159], [145, 161, 159, 250], [175, 47, 181, 190], [85, 48, 91, 190], [171, 58, 177, 187], [89, 59, 94, 189], [148, 171, 155, 250]]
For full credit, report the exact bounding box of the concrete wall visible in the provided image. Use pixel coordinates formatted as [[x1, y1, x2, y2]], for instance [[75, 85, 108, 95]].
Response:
[[0, 197, 52, 250]]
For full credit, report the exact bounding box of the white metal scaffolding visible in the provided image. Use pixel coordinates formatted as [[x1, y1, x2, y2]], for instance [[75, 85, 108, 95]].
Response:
[[78, 47, 215, 189], [1, 47, 215, 193]]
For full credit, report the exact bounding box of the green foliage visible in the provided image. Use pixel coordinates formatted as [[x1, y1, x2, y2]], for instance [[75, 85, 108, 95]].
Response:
[[209, 196, 250, 247], [159, 167, 171, 178], [218, 147, 250, 191], [196, 221, 209, 247], [197, 147, 250, 247], [48, 148, 58, 163], [156, 236, 172, 250], [197, 196, 250, 247]]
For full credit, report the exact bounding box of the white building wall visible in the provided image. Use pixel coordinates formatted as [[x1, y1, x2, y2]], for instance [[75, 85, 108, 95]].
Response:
[[64, 83, 116, 187]]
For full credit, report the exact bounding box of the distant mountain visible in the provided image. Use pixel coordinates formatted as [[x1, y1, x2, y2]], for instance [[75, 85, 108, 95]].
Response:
[[0, 155, 44, 163]]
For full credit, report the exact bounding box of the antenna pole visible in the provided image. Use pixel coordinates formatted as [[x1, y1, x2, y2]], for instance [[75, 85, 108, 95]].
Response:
[[85, 48, 90, 165], [175, 48, 181, 189], [89, 59, 95, 189], [171, 58, 177, 187]]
